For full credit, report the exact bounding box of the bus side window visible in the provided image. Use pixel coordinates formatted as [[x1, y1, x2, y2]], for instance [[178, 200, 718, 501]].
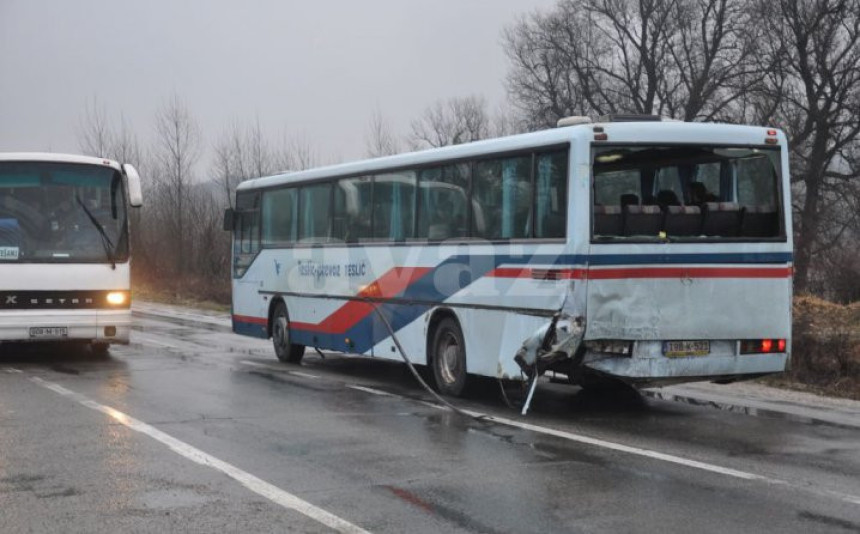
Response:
[[372, 172, 415, 241], [417, 164, 469, 240], [473, 155, 531, 239], [298, 183, 332, 243], [333, 176, 372, 242], [261, 187, 297, 247], [535, 149, 568, 238]]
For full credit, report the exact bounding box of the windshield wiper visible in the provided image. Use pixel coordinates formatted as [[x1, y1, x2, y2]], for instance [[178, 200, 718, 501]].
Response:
[[75, 195, 116, 270]]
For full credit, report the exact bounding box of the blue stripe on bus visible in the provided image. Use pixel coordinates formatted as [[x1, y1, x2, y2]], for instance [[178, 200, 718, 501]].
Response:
[[235, 250, 793, 353]]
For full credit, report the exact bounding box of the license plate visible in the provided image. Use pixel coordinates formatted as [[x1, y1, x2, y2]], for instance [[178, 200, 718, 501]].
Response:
[[663, 340, 710, 357], [29, 326, 68, 339]]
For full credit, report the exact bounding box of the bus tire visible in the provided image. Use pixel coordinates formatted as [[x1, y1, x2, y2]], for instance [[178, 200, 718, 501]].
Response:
[[430, 317, 467, 397], [272, 302, 305, 364]]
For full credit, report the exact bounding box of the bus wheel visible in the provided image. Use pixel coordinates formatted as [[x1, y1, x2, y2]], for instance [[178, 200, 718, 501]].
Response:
[[272, 302, 305, 364], [431, 317, 467, 397]]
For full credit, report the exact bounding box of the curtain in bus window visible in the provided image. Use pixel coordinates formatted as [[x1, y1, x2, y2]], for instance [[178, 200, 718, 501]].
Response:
[[372, 172, 415, 240], [502, 156, 531, 239], [262, 188, 296, 247], [535, 150, 568, 238], [299, 183, 331, 242]]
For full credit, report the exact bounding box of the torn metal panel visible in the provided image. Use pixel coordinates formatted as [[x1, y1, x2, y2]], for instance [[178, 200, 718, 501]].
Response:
[[585, 277, 792, 341]]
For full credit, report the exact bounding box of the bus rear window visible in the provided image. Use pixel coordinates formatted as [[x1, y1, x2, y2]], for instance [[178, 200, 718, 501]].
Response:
[[592, 146, 784, 241]]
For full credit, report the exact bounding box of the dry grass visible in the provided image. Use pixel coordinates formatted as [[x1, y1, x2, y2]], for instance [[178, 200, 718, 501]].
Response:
[[765, 295, 860, 400], [132, 275, 231, 313]]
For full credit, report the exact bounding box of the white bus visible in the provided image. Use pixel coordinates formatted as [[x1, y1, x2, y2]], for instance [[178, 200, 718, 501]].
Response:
[[0, 153, 143, 353], [226, 116, 792, 396]]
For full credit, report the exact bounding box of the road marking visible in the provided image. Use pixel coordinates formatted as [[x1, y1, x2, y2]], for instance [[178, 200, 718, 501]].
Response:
[[240, 360, 320, 379], [348, 385, 394, 397], [290, 371, 321, 379], [29, 376, 372, 534], [416, 398, 860, 505]]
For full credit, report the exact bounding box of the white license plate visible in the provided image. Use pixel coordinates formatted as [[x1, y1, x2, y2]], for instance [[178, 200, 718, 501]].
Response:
[[29, 326, 68, 339], [663, 340, 710, 357]]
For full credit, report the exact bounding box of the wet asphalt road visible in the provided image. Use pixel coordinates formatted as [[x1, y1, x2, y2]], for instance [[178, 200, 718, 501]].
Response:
[[1, 311, 859, 533]]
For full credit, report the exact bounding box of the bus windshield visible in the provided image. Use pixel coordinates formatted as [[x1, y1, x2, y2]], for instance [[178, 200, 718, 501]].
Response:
[[0, 161, 128, 263], [592, 145, 784, 241]]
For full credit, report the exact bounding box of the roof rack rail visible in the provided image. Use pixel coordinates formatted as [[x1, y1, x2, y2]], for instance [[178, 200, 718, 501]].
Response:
[[596, 114, 665, 122]]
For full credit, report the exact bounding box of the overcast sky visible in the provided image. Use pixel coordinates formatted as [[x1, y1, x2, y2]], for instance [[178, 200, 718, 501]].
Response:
[[0, 0, 558, 171]]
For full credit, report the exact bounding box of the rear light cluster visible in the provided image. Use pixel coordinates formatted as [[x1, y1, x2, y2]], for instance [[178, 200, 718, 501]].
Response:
[[740, 339, 786, 354]]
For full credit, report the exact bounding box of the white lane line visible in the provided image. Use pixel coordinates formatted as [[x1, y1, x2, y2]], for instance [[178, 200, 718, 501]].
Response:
[[416, 399, 860, 505], [290, 371, 321, 379], [348, 385, 393, 397], [29, 376, 372, 534], [240, 360, 320, 379], [469, 409, 762, 480]]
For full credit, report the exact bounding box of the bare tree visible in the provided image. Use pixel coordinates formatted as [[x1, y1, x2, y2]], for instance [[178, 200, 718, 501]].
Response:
[[212, 118, 276, 207], [753, 0, 860, 292], [503, 0, 758, 126], [77, 96, 113, 157], [275, 132, 318, 171], [409, 95, 490, 149], [151, 93, 201, 276], [365, 107, 401, 157]]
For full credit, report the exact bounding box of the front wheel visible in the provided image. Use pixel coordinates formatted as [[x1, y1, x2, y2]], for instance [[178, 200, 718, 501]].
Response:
[[431, 317, 468, 397], [272, 302, 305, 364]]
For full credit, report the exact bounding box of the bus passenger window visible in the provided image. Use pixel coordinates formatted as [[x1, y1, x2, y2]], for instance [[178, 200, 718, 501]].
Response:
[[333, 176, 372, 242], [417, 164, 469, 240], [262, 187, 297, 247], [372, 171, 415, 241], [298, 183, 332, 242], [534, 150, 568, 238], [473, 155, 531, 239]]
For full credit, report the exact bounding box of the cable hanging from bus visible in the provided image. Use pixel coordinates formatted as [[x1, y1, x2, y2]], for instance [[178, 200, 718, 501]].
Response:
[[0, 153, 143, 353], [224, 115, 792, 401]]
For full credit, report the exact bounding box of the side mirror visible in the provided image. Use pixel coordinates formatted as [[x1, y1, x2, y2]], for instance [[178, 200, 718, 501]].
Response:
[[223, 208, 235, 231], [123, 164, 143, 207]]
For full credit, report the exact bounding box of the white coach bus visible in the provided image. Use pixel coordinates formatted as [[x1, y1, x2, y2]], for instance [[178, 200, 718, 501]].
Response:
[[226, 116, 792, 396], [0, 153, 143, 353]]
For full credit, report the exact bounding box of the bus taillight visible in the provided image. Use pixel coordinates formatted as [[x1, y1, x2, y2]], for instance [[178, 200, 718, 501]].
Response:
[[740, 339, 786, 354]]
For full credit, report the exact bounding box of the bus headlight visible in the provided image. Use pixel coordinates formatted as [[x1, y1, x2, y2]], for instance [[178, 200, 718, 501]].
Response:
[[106, 291, 129, 306]]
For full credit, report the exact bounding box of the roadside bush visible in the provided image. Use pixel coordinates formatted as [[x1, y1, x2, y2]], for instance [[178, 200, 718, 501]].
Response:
[[788, 296, 860, 399]]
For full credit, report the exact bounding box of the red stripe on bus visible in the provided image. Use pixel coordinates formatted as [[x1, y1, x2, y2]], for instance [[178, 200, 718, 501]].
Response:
[[291, 266, 431, 334], [233, 314, 267, 325], [489, 266, 792, 280], [585, 266, 793, 279], [487, 267, 586, 280]]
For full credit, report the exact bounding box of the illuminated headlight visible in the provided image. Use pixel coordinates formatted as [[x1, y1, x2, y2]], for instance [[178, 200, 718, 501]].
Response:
[[106, 291, 128, 306]]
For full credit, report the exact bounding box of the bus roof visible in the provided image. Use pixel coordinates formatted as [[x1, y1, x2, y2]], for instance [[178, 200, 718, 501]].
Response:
[[0, 152, 123, 171], [237, 121, 783, 191]]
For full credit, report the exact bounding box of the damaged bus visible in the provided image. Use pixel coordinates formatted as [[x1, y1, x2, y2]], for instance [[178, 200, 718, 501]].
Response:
[[226, 116, 792, 397]]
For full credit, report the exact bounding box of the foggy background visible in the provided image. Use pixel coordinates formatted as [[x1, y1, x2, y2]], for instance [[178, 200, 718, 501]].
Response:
[[0, 0, 555, 163]]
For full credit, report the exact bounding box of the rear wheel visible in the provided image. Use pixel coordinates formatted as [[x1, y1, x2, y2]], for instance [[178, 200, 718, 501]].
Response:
[[272, 302, 305, 364], [431, 317, 467, 397]]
